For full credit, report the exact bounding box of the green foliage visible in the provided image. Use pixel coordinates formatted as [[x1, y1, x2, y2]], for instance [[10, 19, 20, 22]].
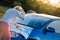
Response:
[[0, 6, 8, 13], [13, 0, 22, 6], [13, 1, 21, 6], [53, 8, 60, 17], [0, 6, 8, 18], [26, 0, 60, 17]]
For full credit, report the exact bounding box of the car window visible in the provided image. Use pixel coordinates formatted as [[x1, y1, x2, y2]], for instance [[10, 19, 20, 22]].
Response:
[[47, 20, 60, 33]]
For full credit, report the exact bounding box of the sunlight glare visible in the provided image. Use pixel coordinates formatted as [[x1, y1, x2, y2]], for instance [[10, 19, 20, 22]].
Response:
[[49, 0, 59, 5], [49, 0, 60, 8]]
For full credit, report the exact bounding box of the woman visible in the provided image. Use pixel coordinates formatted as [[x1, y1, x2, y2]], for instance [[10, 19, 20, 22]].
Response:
[[0, 6, 25, 40]]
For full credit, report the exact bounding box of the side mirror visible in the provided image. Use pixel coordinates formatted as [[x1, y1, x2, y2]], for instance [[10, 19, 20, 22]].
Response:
[[47, 27, 55, 33], [43, 27, 55, 34]]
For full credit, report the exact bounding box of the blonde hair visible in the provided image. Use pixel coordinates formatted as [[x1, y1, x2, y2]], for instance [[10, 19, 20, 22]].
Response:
[[14, 6, 24, 12]]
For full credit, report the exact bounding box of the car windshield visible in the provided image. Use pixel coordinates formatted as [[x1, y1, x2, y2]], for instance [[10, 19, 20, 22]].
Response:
[[25, 15, 50, 28]]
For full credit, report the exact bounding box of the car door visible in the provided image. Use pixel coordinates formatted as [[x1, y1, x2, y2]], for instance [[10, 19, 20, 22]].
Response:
[[45, 20, 60, 40]]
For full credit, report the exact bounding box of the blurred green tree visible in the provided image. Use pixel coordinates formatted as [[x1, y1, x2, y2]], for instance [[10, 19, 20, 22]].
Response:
[[0, 0, 60, 17], [25, 0, 60, 17]]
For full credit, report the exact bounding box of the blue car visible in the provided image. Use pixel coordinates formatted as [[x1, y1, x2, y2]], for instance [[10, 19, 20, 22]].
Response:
[[11, 14, 60, 40]]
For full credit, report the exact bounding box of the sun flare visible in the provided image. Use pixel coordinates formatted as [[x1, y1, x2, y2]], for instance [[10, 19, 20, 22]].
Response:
[[49, 0, 60, 7], [39, 0, 60, 8], [49, 0, 59, 5]]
